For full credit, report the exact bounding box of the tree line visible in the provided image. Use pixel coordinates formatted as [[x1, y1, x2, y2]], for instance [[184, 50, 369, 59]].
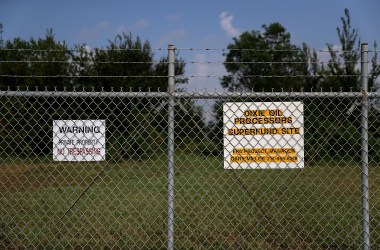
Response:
[[0, 30, 205, 160], [0, 8, 379, 162]]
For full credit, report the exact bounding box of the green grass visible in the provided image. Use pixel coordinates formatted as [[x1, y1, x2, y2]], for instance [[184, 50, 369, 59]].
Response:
[[1, 153, 379, 249]]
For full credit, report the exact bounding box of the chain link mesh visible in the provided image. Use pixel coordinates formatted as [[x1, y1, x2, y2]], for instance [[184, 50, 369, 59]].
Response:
[[0, 90, 379, 249]]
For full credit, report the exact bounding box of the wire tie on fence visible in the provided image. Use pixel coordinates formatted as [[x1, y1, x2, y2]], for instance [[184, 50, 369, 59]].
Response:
[[361, 88, 369, 99]]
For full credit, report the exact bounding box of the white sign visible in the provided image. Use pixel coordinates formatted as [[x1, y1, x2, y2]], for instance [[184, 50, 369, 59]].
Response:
[[224, 102, 304, 169], [53, 120, 106, 161]]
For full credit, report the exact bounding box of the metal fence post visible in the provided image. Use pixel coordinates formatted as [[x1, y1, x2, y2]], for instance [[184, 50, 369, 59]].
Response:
[[167, 44, 175, 250], [360, 43, 370, 250]]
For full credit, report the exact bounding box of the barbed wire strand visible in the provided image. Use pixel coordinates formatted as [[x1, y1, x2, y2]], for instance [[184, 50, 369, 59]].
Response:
[[0, 60, 358, 65], [0, 48, 168, 52], [175, 48, 363, 53], [0, 48, 370, 53], [0, 75, 167, 78], [0, 60, 159, 64], [0, 74, 363, 78]]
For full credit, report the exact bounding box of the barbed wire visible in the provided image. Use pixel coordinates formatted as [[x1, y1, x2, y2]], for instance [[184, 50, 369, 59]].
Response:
[[0, 48, 377, 81], [184, 74, 360, 78], [0, 60, 358, 65], [1, 87, 379, 94], [0, 60, 159, 64], [186, 61, 349, 65], [0, 48, 168, 52], [0, 48, 371, 53], [175, 48, 362, 53], [0, 74, 363, 78], [0, 75, 168, 78]]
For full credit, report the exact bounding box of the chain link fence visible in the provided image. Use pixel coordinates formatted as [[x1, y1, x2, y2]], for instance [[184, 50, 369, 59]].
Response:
[[0, 90, 379, 249], [0, 45, 379, 249]]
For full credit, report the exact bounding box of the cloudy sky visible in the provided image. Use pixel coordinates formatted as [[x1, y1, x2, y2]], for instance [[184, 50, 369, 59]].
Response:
[[1, 0, 379, 91]]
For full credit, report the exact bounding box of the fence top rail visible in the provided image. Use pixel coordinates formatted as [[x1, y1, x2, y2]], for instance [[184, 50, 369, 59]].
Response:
[[0, 90, 379, 99]]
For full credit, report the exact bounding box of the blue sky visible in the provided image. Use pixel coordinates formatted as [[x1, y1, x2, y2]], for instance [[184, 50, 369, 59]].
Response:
[[1, 0, 379, 90]]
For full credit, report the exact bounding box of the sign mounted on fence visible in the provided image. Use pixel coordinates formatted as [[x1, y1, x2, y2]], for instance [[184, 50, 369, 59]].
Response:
[[53, 120, 106, 161], [223, 102, 304, 169]]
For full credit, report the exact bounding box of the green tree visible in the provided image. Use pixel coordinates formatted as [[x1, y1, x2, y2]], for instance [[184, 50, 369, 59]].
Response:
[[221, 23, 307, 91], [208, 23, 310, 155], [0, 29, 73, 90], [301, 43, 324, 91], [322, 8, 380, 91], [322, 8, 360, 91], [90, 33, 154, 91], [0, 29, 74, 156], [69, 33, 193, 160], [85, 33, 187, 91], [0, 31, 198, 159], [303, 8, 380, 162]]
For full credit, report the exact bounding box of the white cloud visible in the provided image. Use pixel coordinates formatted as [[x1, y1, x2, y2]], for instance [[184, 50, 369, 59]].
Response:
[[186, 53, 226, 92], [157, 29, 187, 47], [166, 13, 182, 22], [185, 53, 227, 122], [115, 25, 128, 35], [219, 12, 240, 37], [79, 21, 109, 40], [116, 19, 150, 34], [134, 19, 149, 29], [115, 20, 149, 35]]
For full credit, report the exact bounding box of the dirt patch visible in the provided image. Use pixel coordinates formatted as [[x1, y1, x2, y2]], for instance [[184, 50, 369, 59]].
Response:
[[0, 164, 90, 191]]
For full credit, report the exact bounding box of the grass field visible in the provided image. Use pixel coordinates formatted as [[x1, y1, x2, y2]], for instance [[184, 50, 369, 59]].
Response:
[[1, 153, 379, 249]]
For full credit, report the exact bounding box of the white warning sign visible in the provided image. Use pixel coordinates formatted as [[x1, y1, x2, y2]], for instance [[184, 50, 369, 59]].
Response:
[[224, 102, 304, 169], [53, 120, 106, 161]]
